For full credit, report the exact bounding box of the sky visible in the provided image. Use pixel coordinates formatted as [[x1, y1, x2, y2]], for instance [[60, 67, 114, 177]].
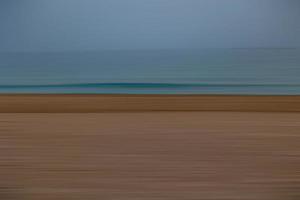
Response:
[[0, 0, 300, 51]]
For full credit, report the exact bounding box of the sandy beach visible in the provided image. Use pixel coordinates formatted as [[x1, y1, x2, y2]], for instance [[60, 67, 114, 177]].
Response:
[[0, 94, 300, 112], [1, 95, 300, 199]]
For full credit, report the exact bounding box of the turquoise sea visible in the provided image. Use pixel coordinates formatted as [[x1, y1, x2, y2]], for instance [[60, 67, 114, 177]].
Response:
[[0, 49, 300, 94]]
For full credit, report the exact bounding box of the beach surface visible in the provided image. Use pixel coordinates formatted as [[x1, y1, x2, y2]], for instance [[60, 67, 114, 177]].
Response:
[[0, 94, 300, 112], [1, 95, 300, 199]]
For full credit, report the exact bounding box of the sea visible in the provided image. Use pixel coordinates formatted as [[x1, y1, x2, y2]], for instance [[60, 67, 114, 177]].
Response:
[[0, 48, 300, 94]]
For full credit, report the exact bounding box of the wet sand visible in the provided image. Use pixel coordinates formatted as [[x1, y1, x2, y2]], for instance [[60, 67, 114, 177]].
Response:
[[1, 112, 300, 199], [0, 94, 300, 112]]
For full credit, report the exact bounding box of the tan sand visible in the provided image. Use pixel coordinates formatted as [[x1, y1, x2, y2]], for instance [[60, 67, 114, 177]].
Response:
[[1, 95, 300, 199], [0, 94, 300, 112], [1, 112, 300, 200]]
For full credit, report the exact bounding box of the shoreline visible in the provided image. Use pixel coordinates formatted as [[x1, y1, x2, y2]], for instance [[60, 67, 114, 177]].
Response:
[[0, 94, 300, 112]]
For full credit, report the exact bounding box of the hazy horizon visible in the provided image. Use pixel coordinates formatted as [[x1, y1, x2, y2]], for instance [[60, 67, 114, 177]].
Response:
[[1, 47, 299, 54], [0, 0, 300, 52]]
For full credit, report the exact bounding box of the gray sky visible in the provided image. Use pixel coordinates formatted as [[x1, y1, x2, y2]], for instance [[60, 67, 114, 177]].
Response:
[[0, 0, 300, 51]]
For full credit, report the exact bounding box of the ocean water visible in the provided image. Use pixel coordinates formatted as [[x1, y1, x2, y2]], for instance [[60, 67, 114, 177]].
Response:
[[0, 49, 300, 94]]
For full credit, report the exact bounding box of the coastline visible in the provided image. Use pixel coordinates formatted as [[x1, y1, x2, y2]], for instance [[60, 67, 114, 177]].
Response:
[[0, 94, 300, 112]]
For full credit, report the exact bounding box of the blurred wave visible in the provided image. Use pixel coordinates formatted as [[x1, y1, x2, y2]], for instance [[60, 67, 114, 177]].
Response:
[[1, 82, 300, 94]]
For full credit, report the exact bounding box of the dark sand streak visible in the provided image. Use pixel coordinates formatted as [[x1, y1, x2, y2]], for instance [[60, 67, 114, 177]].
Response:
[[0, 95, 300, 112]]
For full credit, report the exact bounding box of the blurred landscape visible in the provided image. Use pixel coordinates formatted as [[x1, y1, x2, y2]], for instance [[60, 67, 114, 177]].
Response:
[[1, 0, 300, 199]]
